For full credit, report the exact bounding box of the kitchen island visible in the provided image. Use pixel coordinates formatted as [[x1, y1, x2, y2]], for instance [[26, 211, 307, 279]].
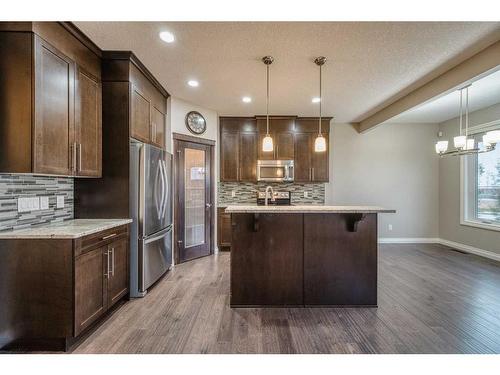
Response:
[[225, 205, 395, 307]]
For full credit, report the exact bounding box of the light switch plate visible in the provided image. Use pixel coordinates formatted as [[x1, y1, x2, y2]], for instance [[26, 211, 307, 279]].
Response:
[[231, 190, 236, 198], [40, 196, 49, 210], [304, 191, 309, 198], [56, 196, 65, 209]]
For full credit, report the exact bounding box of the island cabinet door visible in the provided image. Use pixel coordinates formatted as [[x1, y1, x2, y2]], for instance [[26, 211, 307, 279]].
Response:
[[230, 213, 304, 306], [303, 213, 378, 306]]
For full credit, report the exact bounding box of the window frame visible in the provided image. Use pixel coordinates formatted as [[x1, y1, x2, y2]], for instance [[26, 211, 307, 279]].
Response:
[[460, 119, 500, 232]]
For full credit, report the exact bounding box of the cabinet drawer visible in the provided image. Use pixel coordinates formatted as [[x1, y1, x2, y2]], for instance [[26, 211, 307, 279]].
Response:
[[75, 225, 129, 257]]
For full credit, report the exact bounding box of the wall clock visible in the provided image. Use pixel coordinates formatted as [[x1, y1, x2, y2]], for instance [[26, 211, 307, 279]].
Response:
[[185, 111, 207, 135]]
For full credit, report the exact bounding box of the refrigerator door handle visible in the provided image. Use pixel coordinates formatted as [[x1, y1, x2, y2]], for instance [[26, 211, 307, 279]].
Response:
[[158, 159, 166, 220], [160, 159, 169, 220], [154, 161, 162, 220], [144, 226, 172, 244]]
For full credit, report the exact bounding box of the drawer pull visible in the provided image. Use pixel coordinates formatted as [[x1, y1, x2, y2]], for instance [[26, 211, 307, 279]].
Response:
[[102, 233, 117, 240]]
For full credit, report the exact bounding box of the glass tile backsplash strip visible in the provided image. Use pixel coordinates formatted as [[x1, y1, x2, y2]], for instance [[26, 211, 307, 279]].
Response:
[[218, 182, 325, 205], [0, 174, 73, 231]]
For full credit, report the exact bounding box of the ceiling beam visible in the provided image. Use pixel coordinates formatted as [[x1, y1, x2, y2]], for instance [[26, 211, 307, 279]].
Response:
[[354, 39, 500, 134]]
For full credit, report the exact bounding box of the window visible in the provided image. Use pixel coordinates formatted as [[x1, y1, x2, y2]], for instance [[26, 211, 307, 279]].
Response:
[[462, 125, 500, 230]]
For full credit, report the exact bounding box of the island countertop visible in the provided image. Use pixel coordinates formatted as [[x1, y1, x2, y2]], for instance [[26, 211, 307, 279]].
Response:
[[225, 205, 396, 214], [0, 219, 133, 239]]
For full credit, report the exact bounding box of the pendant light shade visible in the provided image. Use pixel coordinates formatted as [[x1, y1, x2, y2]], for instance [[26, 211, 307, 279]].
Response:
[[314, 134, 327, 152], [262, 56, 274, 152], [314, 56, 327, 152], [262, 135, 274, 152]]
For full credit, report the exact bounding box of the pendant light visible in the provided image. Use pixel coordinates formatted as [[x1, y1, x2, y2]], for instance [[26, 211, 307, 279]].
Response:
[[435, 84, 498, 157], [262, 56, 274, 152], [314, 56, 327, 152]]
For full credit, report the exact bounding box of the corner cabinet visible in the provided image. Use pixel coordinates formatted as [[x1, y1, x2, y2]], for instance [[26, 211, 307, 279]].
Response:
[[0, 23, 102, 177], [0, 224, 130, 351]]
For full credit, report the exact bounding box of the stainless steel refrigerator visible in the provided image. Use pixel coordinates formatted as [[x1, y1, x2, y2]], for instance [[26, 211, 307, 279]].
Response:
[[129, 140, 173, 297]]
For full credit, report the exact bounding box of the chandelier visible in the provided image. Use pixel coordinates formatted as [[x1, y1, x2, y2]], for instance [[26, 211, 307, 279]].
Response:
[[435, 85, 500, 156]]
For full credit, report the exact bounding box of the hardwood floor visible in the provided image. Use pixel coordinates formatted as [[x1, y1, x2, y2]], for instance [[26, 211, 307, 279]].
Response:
[[73, 243, 500, 354]]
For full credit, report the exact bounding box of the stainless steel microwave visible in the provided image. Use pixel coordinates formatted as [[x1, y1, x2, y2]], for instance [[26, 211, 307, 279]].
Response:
[[257, 160, 294, 182]]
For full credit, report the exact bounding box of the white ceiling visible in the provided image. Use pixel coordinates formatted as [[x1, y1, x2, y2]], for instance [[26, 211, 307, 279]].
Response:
[[75, 22, 500, 123], [388, 68, 500, 123]]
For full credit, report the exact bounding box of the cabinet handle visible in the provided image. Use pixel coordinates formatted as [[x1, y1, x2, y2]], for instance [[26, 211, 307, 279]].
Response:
[[309, 167, 312, 181], [152, 122, 156, 143], [71, 142, 77, 172], [111, 247, 115, 277], [102, 233, 117, 240], [312, 167, 315, 181], [78, 143, 82, 172], [104, 250, 109, 279]]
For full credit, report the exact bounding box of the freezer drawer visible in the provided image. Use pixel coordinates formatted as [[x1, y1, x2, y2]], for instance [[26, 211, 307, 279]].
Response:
[[140, 227, 172, 292]]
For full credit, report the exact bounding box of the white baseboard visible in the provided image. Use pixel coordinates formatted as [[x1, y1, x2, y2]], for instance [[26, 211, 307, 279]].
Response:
[[378, 238, 439, 244], [438, 239, 500, 262], [378, 237, 500, 262]]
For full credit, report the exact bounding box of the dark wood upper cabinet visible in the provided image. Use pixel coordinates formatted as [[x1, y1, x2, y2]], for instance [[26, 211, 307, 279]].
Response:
[[102, 52, 169, 150], [0, 22, 102, 177], [75, 68, 102, 177], [33, 37, 75, 176], [239, 132, 258, 181], [276, 132, 294, 160], [220, 117, 257, 182], [220, 116, 330, 183], [220, 132, 239, 181], [294, 133, 312, 182], [131, 86, 152, 143], [151, 105, 166, 149]]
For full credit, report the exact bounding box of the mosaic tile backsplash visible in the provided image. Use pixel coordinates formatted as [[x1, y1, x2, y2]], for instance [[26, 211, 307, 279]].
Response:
[[0, 174, 74, 231], [218, 182, 325, 205]]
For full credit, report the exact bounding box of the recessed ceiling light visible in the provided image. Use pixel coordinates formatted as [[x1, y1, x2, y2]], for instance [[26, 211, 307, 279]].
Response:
[[187, 80, 199, 87], [242, 96, 252, 103], [312, 97, 321, 103], [159, 31, 175, 43]]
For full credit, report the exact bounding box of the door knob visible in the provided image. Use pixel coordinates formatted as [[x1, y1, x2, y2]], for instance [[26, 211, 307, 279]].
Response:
[[206, 203, 212, 208]]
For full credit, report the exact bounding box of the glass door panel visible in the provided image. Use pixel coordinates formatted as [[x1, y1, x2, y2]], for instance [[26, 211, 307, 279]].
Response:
[[184, 148, 206, 248]]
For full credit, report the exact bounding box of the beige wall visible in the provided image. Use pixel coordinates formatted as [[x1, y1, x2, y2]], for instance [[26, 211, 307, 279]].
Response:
[[438, 102, 500, 255], [326, 122, 440, 238]]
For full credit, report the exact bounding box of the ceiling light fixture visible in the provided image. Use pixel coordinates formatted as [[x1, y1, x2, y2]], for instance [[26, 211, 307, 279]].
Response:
[[242, 96, 252, 103], [312, 97, 321, 103], [314, 57, 327, 152], [187, 80, 199, 87], [262, 56, 274, 152], [435, 85, 498, 157], [159, 31, 175, 44]]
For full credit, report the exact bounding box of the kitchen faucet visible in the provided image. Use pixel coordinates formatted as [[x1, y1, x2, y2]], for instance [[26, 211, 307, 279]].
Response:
[[265, 186, 275, 206]]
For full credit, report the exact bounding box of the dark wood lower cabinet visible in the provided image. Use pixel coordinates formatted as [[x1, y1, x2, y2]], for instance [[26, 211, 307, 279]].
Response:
[[217, 207, 232, 250], [0, 224, 129, 351], [75, 245, 107, 336], [230, 213, 304, 306], [303, 214, 377, 306]]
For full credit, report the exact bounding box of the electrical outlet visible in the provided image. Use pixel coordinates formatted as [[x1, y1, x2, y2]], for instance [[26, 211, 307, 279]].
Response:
[[40, 196, 49, 210], [18, 197, 40, 213], [231, 190, 236, 198], [56, 196, 65, 209], [388, 224, 393, 231]]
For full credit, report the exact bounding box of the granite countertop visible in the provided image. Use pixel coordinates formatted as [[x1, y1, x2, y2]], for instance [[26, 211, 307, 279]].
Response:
[[0, 219, 133, 239], [225, 205, 396, 214]]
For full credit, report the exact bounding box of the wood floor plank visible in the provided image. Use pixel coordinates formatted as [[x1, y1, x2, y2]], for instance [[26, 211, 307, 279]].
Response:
[[71, 244, 500, 354]]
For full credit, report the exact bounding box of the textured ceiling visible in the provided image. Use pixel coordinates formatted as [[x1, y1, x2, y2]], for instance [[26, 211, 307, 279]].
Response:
[[75, 22, 500, 123], [389, 68, 500, 123]]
